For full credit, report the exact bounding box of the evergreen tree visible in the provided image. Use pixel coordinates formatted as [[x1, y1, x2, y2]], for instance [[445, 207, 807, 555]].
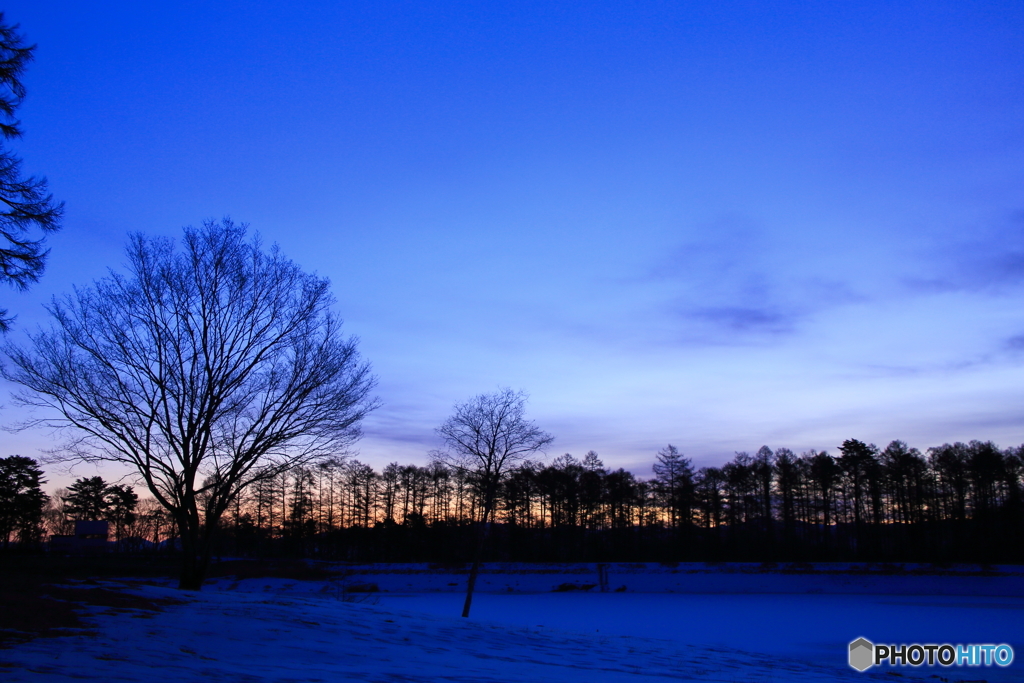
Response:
[[752, 445, 774, 526], [838, 439, 879, 528], [652, 444, 694, 529], [63, 476, 110, 520], [0, 14, 63, 330], [929, 442, 970, 522], [773, 448, 799, 534], [0, 454, 47, 547], [579, 451, 605, 530], [104, 483, 138, 543], [806, 451, 840, 546]]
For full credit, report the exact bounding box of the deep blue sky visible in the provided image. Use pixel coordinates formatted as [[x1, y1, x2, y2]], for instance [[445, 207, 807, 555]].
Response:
[[2, 1, 1023, 482]]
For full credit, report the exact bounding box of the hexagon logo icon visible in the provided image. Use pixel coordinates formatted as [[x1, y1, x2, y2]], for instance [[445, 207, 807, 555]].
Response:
[[849, 637, 874, 671]]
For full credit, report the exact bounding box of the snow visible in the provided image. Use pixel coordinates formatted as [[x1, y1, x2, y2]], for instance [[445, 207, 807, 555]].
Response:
[[328, 561, 1024, 597], [2, 563, 1022, 682]]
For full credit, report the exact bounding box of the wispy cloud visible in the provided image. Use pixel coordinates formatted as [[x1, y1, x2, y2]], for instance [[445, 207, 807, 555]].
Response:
[[640, 215, 865, 343], [689, 305, 797, 335], [903, 209, 1024, 294]]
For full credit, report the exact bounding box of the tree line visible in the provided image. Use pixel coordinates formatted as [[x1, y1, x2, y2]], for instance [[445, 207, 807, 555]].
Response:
[[214, 438, 1024, 563], [6, 437, 1021, 563]]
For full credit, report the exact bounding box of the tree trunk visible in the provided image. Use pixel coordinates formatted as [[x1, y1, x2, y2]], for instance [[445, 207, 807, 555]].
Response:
[[179, 553, 206, 590], [461, 555, 482, 618], [461, 502, 492, 618], [176, 513, 214, 591]]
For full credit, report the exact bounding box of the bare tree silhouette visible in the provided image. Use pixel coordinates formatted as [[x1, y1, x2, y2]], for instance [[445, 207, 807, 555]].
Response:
[[434, 388, 552, 617], [4, 220, 377, 588]]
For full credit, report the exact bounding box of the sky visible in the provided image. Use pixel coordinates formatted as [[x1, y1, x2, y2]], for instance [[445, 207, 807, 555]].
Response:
[[1, 1, 1023, 487]]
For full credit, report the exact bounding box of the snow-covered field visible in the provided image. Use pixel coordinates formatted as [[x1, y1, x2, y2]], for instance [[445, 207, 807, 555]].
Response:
[[3, 563, 1022, 682]]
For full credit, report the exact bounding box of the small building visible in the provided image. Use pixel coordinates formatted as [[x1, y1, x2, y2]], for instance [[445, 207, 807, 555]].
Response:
[[49, 520, 110, 554]]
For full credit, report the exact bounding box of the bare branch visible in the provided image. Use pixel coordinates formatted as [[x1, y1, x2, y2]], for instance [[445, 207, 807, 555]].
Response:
[[1, 219, 377, 588]]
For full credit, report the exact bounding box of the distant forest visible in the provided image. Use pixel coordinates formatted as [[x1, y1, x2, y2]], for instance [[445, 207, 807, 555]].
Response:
[[6, 438, 1023, 563]]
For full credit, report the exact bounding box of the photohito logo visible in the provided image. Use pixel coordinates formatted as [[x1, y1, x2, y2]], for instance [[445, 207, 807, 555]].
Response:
[[848, 637, 1014, 672]]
